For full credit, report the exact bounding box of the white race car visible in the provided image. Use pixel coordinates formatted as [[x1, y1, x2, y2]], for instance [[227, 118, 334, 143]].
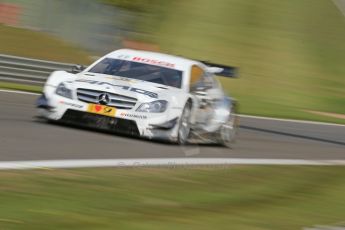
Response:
[[37, 49, 239, 146]]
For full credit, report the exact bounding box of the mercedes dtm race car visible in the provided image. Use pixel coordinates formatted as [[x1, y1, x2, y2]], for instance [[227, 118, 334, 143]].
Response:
[[37, 49, 239, 146]]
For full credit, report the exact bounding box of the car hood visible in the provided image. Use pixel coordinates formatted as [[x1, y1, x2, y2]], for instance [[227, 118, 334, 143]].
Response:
[[67, 72, 184, 101]]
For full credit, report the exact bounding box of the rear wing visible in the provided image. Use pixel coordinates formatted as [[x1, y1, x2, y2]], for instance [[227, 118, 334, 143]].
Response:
[[201, 61, 238, 78]]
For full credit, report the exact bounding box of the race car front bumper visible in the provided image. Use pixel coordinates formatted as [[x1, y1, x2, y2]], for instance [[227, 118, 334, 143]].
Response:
[[36, 94, 181, 142], [61, 109, 141, 136]]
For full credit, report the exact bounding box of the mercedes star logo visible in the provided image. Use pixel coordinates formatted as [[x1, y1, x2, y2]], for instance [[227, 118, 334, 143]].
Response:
[[98, 93, 110, 105]]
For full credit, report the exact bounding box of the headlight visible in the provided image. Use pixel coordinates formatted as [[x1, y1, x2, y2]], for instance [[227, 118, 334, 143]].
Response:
[[136, 100, 168, 113], [55, 83, 73, 99]]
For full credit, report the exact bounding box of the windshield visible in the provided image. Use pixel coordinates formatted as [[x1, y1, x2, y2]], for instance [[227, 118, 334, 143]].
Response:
[[88, 58, 183, 88]]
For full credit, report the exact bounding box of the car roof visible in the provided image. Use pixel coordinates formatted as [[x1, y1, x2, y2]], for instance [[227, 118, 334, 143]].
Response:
[[105, 49, 202, 71]]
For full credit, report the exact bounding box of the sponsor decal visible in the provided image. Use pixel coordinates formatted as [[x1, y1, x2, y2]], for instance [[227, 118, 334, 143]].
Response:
[[59, 100, 83, 108], [119, 112, 147, 119], [132, 57, 175, 68], [87, 104, 116, 117], [75, 79, 158, 98]]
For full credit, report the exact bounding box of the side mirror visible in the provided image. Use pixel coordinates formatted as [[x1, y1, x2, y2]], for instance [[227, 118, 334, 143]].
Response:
[[71, 65, 86, 74]]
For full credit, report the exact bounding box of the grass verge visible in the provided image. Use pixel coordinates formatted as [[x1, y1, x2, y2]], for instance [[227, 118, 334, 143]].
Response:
[[154, 0, 345, 121], [0, 166, 345, 229], [0, 81, 42, 93]]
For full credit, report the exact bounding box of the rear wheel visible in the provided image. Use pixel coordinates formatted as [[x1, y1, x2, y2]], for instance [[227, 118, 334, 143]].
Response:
[[177, 102, 192, 145], [218, 112, 239, 148]]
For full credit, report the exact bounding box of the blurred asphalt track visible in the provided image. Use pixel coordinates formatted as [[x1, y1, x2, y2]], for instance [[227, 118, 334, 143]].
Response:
[[0, 90, 344, 162]]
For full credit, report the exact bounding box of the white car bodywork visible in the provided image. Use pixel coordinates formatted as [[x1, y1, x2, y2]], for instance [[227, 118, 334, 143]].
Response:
[[37, 49, 238, 145]]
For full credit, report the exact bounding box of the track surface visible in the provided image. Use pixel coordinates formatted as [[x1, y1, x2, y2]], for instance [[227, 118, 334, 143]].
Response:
[[0, 91, 344, 161]]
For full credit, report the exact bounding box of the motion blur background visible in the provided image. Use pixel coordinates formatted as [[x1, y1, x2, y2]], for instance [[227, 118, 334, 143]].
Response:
[[1, 1, 345, 229], [1, 0, 344, 123]]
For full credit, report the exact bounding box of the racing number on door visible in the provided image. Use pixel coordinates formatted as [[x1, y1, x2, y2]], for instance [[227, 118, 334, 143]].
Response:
[[87, 104, 116, 117]]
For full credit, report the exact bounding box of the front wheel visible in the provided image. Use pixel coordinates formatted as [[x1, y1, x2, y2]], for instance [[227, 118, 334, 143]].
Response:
[[177, 102, 192, 145]]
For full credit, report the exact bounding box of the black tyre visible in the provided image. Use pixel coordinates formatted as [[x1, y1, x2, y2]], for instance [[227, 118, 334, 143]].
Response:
[[218, 112, 239, 148]]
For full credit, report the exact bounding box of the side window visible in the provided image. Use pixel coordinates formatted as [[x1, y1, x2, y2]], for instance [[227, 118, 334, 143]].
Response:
[[190, 65, 204, 86]]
